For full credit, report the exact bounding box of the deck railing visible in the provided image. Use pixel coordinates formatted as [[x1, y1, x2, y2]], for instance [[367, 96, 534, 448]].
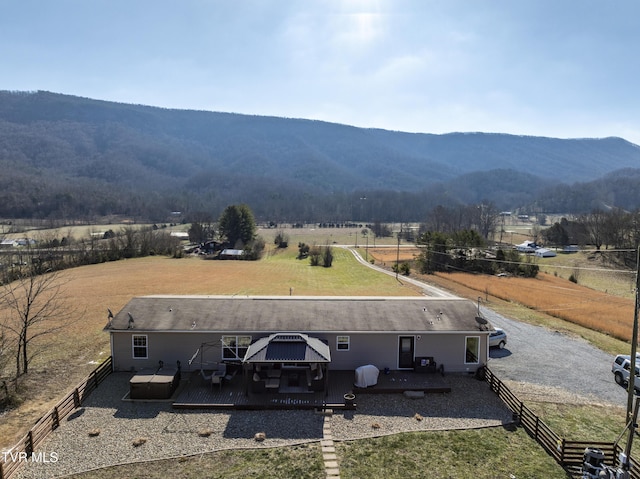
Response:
[[0, 356, 112, 479], [484, 366, 640, 478]]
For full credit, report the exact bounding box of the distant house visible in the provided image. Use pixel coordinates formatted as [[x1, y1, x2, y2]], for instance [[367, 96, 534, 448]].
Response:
[[0, 239, 16, 249], [516, 241, 538, 253], [219, 249, 244, 259], [0, 238, 36, 248], [563, 245, 579, 254], [170, 232, 189, 239], [105, 295, 491, 376], [534, 248, 556, 258]]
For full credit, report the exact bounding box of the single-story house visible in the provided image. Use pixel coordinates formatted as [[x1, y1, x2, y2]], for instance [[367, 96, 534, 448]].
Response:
[[105, 295, 491, 378]]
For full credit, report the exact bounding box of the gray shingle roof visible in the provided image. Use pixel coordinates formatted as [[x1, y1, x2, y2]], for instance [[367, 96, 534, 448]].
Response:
[[106, 295, 484, 334]]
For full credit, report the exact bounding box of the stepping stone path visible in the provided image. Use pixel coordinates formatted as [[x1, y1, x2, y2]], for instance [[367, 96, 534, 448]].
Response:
[[322, 412, 340, 479]]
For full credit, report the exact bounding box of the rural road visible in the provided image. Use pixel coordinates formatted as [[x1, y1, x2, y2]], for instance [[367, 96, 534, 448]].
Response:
[[344, 246, 458, 298], [347, 247, 629, 408]]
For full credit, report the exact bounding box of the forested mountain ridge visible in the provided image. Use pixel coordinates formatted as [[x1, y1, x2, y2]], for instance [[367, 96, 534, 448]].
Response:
[[1, 90, 640, 222]]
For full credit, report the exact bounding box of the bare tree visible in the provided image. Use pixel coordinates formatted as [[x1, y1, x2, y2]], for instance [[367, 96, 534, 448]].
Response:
[[0, 269, 74, 378], [0, 322, 9, 375], [580, 210, 608, 250]]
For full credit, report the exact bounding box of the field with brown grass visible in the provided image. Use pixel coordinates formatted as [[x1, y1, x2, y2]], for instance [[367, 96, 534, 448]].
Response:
[[366, 247, 637, 344], [434, 271, 634, 341], [0, 246, 422, 449]]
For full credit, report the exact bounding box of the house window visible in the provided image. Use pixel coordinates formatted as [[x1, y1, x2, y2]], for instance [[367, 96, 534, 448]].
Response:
[[336, 335, 350, 351], [465, 336, 479, 364], [222, 335, 251, 360], [132, 335, 148, 359]]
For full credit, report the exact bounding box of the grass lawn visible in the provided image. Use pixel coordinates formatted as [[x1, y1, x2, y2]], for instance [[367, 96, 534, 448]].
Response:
[[64, 428, 570, 479], [65, 444, 326, 479], [336, 428, 569, 479]]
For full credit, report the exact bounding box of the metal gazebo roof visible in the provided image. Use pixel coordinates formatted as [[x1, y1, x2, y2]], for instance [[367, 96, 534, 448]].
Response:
[[242, 333, 331, 364]]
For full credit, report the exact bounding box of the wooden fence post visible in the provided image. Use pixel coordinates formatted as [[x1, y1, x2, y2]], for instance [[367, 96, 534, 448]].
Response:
[[52, 406, 60, 430], [26, 431, 34, 455], [73, 388, 80, 408]]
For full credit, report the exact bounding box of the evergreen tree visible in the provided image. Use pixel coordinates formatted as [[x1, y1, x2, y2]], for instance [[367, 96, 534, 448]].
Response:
[[218, 204, 256, 247]]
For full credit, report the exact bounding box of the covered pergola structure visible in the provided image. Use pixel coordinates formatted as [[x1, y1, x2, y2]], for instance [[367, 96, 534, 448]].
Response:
[[242, 333, 331, 396]]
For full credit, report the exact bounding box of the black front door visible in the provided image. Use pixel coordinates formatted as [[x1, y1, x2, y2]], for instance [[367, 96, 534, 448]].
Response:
[[398, 336, 415, 369]]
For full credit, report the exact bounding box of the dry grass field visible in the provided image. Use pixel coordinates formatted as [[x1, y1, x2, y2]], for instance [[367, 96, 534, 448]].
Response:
[[0, 246, 422, 449], [433, 271, 634, 341], [366, 247, 637, 347]]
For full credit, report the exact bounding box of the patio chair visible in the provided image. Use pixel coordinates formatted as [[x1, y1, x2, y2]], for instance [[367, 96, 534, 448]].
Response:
[[211, 363, 227, 391], [252, 372, 266, 392]]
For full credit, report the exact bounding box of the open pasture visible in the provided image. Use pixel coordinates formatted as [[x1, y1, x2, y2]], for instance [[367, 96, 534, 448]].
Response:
[[366, 246, 421, 264], [431, 270, 635, 343]]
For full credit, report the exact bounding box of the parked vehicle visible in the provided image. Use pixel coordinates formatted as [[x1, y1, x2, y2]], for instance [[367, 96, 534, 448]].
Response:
[[611, 354, 640, 392], [489, 328, 507, 349]]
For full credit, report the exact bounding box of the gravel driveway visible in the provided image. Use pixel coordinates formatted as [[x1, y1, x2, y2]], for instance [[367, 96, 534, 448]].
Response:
[[481, 306, 628, 407], [352, 248, 629, 407]]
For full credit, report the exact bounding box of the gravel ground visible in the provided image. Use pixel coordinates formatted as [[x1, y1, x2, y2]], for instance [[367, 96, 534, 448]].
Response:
[[12, 372, 512, 479], [481, 306, 628, 407]]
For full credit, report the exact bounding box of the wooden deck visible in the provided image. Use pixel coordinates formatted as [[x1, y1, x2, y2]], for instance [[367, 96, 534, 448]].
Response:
[[172, 369, 450, 410]]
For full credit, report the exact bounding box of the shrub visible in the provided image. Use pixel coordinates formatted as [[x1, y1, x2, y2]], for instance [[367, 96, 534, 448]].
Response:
[[400, 262, 410, 276], [297, 242, 310, 259], [322, 246, 334, 268], [274, 230, 289, 249]]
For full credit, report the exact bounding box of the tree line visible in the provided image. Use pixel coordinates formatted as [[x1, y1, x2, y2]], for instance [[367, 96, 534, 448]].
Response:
[[541, 208, 640, 267]]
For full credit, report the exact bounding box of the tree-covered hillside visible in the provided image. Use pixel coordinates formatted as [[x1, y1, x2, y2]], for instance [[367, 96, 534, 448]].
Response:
[[1, 90, 640, 222]]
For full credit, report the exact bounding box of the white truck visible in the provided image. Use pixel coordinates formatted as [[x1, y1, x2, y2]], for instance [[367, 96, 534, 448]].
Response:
[[612, 354, 640, 393]]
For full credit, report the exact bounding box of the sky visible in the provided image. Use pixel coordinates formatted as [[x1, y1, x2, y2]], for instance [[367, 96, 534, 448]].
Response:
[[2, 0, 640, 144]]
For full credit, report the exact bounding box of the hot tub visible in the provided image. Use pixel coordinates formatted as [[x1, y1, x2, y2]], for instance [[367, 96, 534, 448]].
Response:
[[129, 367, 180, 400]]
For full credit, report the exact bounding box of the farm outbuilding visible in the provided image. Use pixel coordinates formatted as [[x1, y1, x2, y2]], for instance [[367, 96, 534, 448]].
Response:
[[219, 248, 244, 259], [105, 295, 491, 394], [534, 248, 557, 258]]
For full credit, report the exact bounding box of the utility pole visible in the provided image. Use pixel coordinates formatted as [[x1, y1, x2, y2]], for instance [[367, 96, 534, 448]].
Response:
[[627, 247, 640, 423], [365, 230, 369, 262], [396, 226, 402, 280], [621, 396, 639, 477]]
